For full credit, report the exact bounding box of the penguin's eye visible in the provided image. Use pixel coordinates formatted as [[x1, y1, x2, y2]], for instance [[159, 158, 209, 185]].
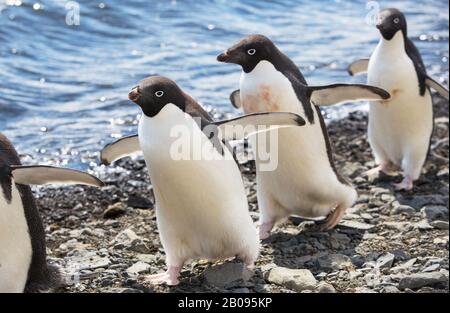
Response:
[[393, 17, 400, 24], [155, 91, 164, 98], [247, 49, 256, 56]]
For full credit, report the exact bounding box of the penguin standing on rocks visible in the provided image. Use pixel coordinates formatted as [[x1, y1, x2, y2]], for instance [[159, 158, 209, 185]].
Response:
[[217, 35, 391, 239], [0, 133, 104, 293], [101, 75, 306, 285], [348, 8, 449, 190]]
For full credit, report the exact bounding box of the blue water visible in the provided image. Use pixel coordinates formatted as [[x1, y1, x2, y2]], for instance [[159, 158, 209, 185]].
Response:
[[0, 0, 448, 169]]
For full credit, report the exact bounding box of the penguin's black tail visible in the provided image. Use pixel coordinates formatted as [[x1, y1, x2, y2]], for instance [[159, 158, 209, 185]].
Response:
[[24, 263, 62, 293]]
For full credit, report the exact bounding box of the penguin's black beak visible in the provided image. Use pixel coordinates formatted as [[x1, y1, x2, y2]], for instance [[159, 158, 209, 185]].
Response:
[[128, 86, 141, 103], [217, 51, 231, 63]]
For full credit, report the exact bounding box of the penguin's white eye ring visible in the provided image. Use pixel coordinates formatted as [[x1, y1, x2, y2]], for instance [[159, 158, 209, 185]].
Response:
[[393, 17, 400, 24], [155, 91, 164, 98], [247, 48, 256, 56]]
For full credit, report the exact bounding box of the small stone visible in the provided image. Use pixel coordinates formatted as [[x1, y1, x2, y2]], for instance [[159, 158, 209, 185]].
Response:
[[354, 287, 377, 293], [127, 195, 153, 209], [376, 253, 395, 269], [431, 220, 449, 230], [392, 205, 416, 215], [390, 259, 417, 273], [126, 261, 151, 276], [414, 220, 434, 230], [339, 220, 374, 230], [399, 272, 448, 290], [103, 202, 126, 219], [423, 264, 440, 272], [204, 263, 252, 287], [315, 282, 336, 293], [136, 254, 157, 264], [267, 267, 317, 292], [103, 287, 143, 293], [382, 285, 400, 293], [421, 205, 448, 222], [403, 195, 448, 209], [317, 254, 353, 271]]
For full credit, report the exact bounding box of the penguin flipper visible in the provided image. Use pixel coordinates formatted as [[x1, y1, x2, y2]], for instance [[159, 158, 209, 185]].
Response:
[[100, 134, 141, 165], [426, 76, 449, 100], [230, 89, 242, 109], [11, 165, 104, 187], [347, 59, 369, 76], [308, 84, 391, 106], [213, 112, 305, 141]]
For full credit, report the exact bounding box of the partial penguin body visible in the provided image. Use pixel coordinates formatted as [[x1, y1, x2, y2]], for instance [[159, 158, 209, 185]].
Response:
[[101, 76, 306, 285], [138, 103, 259, 266], [368, 31, 432, 181], [0, 133, 104, 293], [240, 61, 357, 223], [0, 180, 33, 292], [347, 8, 449, 190], [217, 35, 390, 237]]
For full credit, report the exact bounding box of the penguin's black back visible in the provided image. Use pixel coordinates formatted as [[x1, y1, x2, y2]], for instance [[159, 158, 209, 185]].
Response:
[[404, 37, 428, 96], [0, 133, 60, 292]]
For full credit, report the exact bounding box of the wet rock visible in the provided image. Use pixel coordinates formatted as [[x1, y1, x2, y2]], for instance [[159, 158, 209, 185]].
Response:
[[267, 267, 317, 292], [399, 272, 448, 290], [421, 205, 448, 222], [401, 195, 448, 209], [204, 263, 252, 288], [103, 202, 126, 219], [127, 195, 153, 209]]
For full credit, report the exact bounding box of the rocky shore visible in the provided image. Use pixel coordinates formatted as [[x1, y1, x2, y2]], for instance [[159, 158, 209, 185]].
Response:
[[35, 95, 449, 293]]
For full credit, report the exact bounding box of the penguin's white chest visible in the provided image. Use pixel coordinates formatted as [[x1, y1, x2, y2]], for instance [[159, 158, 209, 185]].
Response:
[[0, 183, 33, 293], [367, 32, 433, 166], [137, 104, 257, 261], [239, 62, 355, 218], [240, 61, 301, 115]]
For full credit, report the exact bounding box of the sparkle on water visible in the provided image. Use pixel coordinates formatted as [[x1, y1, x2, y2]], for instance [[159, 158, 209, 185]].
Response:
[[0, 0, 448, 169]]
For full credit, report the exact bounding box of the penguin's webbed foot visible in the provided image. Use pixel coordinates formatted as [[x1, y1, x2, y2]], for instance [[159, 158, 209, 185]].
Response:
[[259, 221, 274, 240], [364, 162, 397, 178], [394, 176, 414, 191], [144, 266, 181, 286], [320, 205, 346, 231]]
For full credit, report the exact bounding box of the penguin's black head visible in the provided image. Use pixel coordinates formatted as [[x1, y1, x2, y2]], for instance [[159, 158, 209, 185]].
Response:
[[129, 76, 186, 117], [217, 35, 279, 73], [376, 8, 407, 40]]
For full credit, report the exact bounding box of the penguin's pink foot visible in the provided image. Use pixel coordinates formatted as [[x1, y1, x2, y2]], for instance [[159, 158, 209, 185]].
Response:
[[364, 162, 396, 177], [259, 221, 274, 240], [245, 262, 255, 271], [320, 205, 346, 231], [144, 266, 181, 286], [394, 176, 414, 191]]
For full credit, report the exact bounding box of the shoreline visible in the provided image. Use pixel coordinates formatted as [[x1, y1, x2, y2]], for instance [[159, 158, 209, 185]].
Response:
[[35, 95, 449, 293]]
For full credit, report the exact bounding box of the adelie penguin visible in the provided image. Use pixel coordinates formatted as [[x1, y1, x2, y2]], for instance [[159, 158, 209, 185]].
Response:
[[100, 75, 306, 285], [348, 8, 449, 191], [217, 34, 391, 239], [0, 133, 104, 293]]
